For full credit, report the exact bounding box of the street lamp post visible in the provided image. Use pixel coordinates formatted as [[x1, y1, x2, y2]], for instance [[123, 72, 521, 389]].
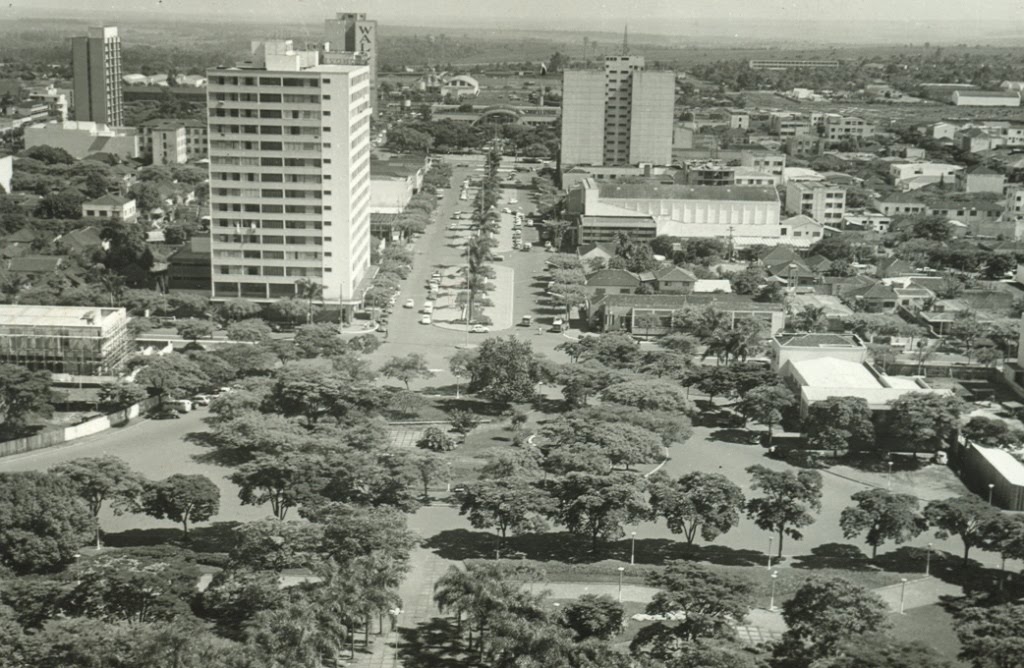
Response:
[[887, 461, 894, 490], [988, 483, 995, 506], [767, 535, 774, 570], [769, 570, 779, 611], [925, 542, 933, 576], [899, 578, 907, 614], [630, 532, 636, 566], [617, 567, 625, 603]]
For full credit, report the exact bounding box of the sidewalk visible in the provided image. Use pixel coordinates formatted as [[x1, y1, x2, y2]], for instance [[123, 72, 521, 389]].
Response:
[[433, 264, 515, 331], [346, 548, 453, 668]]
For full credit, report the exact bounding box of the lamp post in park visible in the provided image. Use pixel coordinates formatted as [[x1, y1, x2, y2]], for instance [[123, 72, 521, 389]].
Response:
[[617, 567, 625, 603], [769, 570, 779, 611], [630, 532, 636, 565]]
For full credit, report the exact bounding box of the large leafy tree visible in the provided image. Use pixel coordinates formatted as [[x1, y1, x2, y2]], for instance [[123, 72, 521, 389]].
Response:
[[954, 603, 1024, 668], [547, 471, 650, 550], [631, 561, 753, 659], [131, 354, 209, 398], [600, 378, 694, 413], [379, 353, 434, 390], [745, 465, 823, 558], [737, 383, 794, 445], [0, 364, 56, 431], [804, 396, 875, 456], [649, 471, 746, 545], [139, 474, 220, 537], [198, 568, 285, 639], [466, 336, 543, 404], [781, 577, 890, 659], [840, 489, 925, 558], [0, 471, 94, 573], [229, 518, 325, 572], [559, 594, 624, 641], [888, 392, 965, 459], [303, 502, 418, 572], [229, 451, 319, 520], [293, 323, 349, 358], [826, 635, 958, 668], [64, 554, 200, 625], [923, 495, 998, 564], [50, 456, 146, 549], [457, 478, 552, 545]]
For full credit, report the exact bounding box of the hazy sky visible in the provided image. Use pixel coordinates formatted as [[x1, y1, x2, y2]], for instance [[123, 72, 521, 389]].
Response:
[[10, 0, 1024, 36]]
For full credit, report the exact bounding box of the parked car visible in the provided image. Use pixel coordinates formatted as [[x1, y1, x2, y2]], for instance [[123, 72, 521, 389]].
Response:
[[422, 302, 434, 314], [192, 394, 211, 406], [404, 298, 415, 309], [165, 399, 193, 413], [148, 407, 181, 420], [420, 315, 432, 325], [551, 318, 566, 332], [470, 324, 490, 333]]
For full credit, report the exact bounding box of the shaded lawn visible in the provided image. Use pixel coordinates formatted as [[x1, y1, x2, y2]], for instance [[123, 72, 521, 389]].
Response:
[[889, 603, 966, 665]]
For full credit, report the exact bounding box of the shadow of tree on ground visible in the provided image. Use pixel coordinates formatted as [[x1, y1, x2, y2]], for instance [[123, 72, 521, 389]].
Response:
[[423, 529, 764, 568], [397, 617, 471, 668], [103, 521, 240, 555]]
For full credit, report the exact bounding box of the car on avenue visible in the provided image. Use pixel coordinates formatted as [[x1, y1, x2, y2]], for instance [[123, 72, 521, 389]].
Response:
[[470, 324, 490, 333], [404, 299, 415, 309], [420, 315, 432, 325]]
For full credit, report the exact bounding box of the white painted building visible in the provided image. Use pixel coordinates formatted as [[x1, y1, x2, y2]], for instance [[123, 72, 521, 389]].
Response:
[[206, 40, 372, 318]]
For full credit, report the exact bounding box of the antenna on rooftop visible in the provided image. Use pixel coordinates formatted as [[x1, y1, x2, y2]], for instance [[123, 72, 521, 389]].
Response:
[[622, 24, 629, 57]]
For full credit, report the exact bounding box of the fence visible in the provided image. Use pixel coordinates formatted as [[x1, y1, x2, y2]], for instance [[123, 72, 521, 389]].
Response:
[[0, 396, 161, 459]]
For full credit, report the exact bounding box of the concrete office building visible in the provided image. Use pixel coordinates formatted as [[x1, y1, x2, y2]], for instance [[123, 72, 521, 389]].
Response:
[[72, 26, 123, 126], [149, 126, 187, 164], [0, 304, 132, 376], [786, 181, 846, 225], [324, 13, 378, 114], [206, 40, 372, 320], [561, 56, 674, 167]]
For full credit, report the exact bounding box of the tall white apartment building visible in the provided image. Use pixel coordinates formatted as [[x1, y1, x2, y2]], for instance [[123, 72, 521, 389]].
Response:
[[72, 26, 123, 126], [206, 41, 372, 319], [561, 56, 675, 167]]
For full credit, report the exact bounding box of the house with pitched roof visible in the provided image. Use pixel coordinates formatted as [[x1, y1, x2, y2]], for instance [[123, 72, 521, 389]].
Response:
[[81, 194, 137, 224], [652, 265, 697, 294], [583, 268, 642, 298], [840, 281, 899, 313], [57, 226, 106, 255]]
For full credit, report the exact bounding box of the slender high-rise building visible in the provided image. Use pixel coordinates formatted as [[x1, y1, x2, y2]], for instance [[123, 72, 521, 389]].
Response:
[[72, 26, 123, 126], [206, 41, 372, 321], [560, 55, 675, 167], [324, 13, 378, 114]]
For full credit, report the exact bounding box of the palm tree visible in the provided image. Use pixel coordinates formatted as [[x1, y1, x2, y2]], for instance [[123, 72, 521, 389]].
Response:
[[464, 235, 495, 325], [247, 601, 346, 668], [793, 305, 828, 333], [294, 278, 324, 324]]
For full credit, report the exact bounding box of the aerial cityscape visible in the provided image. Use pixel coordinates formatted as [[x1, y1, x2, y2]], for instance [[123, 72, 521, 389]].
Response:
[[0, 2, 1023, 667]]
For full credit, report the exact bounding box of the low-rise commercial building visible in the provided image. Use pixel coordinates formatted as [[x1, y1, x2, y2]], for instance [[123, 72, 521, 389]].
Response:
[[370, 155, 428, 214], [24, 120, 139, 160], [0, 304, 132, 375], [952, 90, 1021, 107], [568, 178, 782, 244], [590, 293, 786, 336], [749, 59, 838, 70], [822, 114, 874, 142]]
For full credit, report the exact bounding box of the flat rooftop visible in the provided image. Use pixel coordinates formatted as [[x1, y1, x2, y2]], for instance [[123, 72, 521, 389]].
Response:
[[597, 182, 778, 202], [776, 333, 863, 348], [0, 304, 125, 329]]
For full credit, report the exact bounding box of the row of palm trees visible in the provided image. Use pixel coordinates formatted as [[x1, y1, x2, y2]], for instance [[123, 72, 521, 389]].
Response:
[[462, 150, 503, 325]]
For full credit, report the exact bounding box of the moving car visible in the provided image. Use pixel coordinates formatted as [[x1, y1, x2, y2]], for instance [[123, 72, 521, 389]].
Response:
[[404, 298, 415, 309], [422, 302, 434, 314], [551, 318, 567, 332], [419, 315, 432, 325], [192, 394, 211, 406], [469, 324, 490, 334]]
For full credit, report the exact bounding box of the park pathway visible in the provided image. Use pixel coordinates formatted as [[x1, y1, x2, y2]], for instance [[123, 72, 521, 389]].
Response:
[[347, 548, 453, 668]]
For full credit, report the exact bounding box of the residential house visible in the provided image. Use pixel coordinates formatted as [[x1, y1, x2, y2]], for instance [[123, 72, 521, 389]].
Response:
[[958, 128, 999, 154], [56, 226, 106, 255], [889, 162, 963, 191], [583, 268, 642, 298], [652, 265, 697, 294], [840, 281, 899, 312], [81, 194, 137, 223]]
